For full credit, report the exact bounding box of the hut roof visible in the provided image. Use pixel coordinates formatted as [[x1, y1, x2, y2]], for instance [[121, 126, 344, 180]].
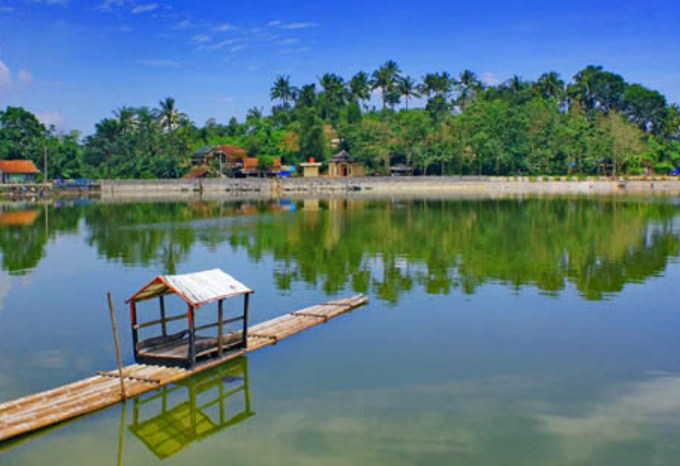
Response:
[[192, 145, 214, 157], [216, 145, 247, 158], [127, 269, 253, 307], [328, 150, 351, 163], [0, 160, 40, 174]]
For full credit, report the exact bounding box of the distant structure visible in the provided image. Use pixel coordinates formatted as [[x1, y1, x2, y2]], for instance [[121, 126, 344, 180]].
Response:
[[191, 145, 247, 168], [327, 150, 365, 177], [0, 160, 40, 184], [299, 157, 322, 177]]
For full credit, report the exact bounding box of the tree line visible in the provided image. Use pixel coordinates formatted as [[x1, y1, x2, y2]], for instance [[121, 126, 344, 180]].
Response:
[[0, 62, 678, 179]]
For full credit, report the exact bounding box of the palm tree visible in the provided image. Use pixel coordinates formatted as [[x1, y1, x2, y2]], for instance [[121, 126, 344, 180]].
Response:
[[371, 60, 401, 111], [270, 75, 297, 107], [535, 71, 565, 100], [456, 70, 482, 111], [503, 75, 528, 95], [113, 106, 139, 134], [348, 71, 370, 108], [318, 73, 347, 120], [398, 76, 419, 110], [297, 84, 317, 108], [157, 97, 183, 132]]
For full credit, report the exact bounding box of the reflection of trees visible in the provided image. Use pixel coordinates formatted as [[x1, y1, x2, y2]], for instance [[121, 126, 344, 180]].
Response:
[[1, 198, 678, 301], [0, 204, 80, 275], [228, 198, 680, 302]]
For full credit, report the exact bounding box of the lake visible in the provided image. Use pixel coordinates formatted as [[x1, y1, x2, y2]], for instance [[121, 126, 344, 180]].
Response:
[[1, 195, 680, 465]]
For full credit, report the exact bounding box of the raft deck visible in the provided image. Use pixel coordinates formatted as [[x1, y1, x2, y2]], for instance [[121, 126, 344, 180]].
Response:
[[0, 294, 367, 443]]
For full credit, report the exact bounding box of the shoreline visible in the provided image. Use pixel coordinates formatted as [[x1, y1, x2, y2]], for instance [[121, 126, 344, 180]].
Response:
[[98, 176, 680, 201], [3, 177, 680, 203]]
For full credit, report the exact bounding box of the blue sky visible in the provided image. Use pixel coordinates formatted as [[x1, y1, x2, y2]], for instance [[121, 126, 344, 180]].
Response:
[[0, 0, 678, 134]]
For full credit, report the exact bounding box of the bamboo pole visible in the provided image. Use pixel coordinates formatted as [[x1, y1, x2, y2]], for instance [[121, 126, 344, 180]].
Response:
[[107, 292, 127, 399]]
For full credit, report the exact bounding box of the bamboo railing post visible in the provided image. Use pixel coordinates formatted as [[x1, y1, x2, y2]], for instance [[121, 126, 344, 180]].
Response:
[[218, 299, 224, 357], [159, 295, 167, 337], [107, 292, 127, 400]]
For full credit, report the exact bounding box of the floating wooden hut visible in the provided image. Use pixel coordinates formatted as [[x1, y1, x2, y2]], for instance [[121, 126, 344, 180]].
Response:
[[127, 269, 254, 368]]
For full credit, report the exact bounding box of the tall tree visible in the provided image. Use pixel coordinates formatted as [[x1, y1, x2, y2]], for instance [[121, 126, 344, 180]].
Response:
[[398, 76, 420, 110], [348, 71, 371, 108], [270, 75, 297, 107], [456, 70, 482, 111], [535, 71, 565, 100], [371, 60, 401, 111], [157, 97, 184, 132]]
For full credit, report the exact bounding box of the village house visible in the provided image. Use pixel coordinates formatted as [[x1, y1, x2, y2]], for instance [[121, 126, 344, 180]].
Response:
[[0, 160, 41, 184]]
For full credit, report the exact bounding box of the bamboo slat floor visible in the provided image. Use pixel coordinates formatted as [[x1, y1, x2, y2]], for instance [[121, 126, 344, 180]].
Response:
[[0, 294, 367, 443]]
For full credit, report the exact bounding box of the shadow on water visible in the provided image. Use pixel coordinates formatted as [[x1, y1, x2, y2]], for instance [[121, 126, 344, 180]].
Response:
[[0, 357, 254, 461], [125, 356, 253, 460]]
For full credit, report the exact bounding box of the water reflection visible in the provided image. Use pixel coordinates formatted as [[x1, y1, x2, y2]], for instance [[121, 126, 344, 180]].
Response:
[[1, 198, 679, 300], [126, 357, 253, 460]]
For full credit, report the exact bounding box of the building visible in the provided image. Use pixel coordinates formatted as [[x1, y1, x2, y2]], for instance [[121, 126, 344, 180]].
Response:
[[327, 150, 365, 177], [299, 157, 322, 177], [191, 145, 248, 171], [0, 160, 41, 184]]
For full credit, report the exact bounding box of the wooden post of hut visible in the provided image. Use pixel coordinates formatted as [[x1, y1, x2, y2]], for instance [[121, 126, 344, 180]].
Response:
[[126, 269, 254, 369]]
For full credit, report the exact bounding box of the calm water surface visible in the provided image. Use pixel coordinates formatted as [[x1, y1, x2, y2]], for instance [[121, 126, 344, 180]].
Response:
[[1, 196, 680, 465]]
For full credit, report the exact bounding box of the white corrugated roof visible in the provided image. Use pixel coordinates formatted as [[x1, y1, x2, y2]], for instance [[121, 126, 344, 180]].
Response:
[[128, 269, 253, 307]]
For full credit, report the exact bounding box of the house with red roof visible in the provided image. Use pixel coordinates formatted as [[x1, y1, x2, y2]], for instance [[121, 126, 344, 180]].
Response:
[[0, 160, 41, 184]]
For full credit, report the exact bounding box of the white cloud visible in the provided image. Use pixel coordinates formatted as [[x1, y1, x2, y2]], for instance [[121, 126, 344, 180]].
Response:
[[0, 6, 15, 12], [268, 20, 319, 30], [136, 59, 182, 68], [0, 60, 33, 99], [97, 0, 124, 10], [131, 3, 157, 14], [481, 72, 500, 86], [281, 46, 310, 54], [0, 59, 11, 98], [191, 34, 211, 43], [29, 0, 68, 5], [202, 38, 241, 51], [229, 44, 247, 53], [173, 19, 192, 30], [279, 38, 299, 46], [280, 22, 319, 30], [37, 111, 67, 131], [17, 69, 33, 86], [214, 23, 234, 32]]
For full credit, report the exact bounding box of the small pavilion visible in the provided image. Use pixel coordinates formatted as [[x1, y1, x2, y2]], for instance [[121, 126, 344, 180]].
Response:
[[127, 269, 254, 368], [327, 150, 365, 177]]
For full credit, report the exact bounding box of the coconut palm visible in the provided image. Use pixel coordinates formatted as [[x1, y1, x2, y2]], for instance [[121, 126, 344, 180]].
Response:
[[535, 71, 565, 100], [398, 76, 420, 110], [113, 106, 139, 134], [371, 60, 401, 111], [270, 75, 297, 107], [157, 97, 184, 132], [348, 71, 370, 107], [456, 70, 482, 111]]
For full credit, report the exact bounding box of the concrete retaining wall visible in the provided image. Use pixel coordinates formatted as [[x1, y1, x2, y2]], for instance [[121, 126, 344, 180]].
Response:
[[99, 176, 680, 199]]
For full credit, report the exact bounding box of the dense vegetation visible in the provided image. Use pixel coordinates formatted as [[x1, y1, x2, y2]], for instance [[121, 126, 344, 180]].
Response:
[[0, 63, 678, 178]]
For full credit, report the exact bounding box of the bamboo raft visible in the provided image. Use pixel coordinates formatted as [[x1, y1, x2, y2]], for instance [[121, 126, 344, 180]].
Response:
[[0, 294, 368, 443]]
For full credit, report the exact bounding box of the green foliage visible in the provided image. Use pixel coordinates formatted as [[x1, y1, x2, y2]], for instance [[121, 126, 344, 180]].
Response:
[[0, 62, 677, 180]]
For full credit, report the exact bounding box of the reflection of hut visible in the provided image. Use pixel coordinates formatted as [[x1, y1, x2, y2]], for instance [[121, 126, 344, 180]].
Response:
[[0, 209, 39, 226], [127, 269, 254, 368], [129, 357, 253, 460], [327, 151, 365, 177], [0, 160, 40, 184]]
